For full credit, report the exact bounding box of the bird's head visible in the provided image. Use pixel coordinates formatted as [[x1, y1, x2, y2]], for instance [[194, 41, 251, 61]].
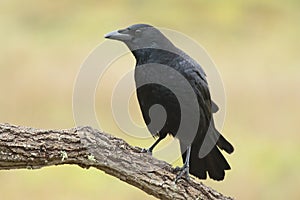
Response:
[[104, 24, 174, 51]]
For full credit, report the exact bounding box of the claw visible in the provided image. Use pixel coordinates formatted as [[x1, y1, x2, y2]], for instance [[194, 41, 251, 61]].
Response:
[[173, 166, 182, 172], [141, 148, 152, 155], [174, 165, 190, 183], [174, 145, 191, 183]]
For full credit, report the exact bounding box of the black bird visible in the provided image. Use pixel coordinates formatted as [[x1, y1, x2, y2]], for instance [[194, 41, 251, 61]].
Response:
[[105, 24, 234, 181]]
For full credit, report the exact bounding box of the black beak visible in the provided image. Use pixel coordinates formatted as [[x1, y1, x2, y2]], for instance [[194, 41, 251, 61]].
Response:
[[104, 30, 132, 41]]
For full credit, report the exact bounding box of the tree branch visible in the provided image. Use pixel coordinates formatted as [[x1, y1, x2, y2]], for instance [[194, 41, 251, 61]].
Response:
[[0, 123, 233, 200]]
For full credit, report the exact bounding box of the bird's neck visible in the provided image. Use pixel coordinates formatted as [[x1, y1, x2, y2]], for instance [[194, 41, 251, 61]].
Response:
[[131, 48, 152, 63], [132, 48, 178, 65]]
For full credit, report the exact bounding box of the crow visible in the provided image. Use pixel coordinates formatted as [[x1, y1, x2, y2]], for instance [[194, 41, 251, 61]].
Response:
[[105, 24, 234, 181]]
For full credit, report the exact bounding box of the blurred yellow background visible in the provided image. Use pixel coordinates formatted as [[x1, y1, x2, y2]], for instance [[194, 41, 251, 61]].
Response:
[[0, 0, 300, 199]]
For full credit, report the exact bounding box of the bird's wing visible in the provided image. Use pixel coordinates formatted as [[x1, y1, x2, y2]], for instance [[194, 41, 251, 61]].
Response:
[[171, 49, 212, 113], [182, 65, 213, 120], [173, 52, 219, 114]]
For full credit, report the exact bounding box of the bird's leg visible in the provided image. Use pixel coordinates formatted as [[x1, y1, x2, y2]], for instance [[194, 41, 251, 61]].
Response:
[[174, 145, 191, 182], [141, 134, 165, 155]]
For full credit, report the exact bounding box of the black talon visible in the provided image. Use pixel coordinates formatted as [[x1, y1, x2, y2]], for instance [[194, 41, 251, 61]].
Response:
[[174, 145, 191, 183], [140, 135, 166, 156], [141, 148, 152, 155], [173, 166, 182, 172], [174, 164, 190, 182]]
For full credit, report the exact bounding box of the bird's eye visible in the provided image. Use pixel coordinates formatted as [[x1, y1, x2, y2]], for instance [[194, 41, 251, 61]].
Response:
[[135, 29, 142, 35]]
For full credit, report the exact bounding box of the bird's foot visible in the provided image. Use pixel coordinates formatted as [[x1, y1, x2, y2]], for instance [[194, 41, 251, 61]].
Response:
[[141, 148, 152, 156], [174, 165, 190, 183]]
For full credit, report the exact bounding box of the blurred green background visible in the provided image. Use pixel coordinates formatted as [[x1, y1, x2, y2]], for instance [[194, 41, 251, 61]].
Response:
[[0, 0, 300, 199]]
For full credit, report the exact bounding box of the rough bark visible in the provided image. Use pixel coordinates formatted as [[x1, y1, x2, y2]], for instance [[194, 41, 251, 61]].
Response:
[[0, 123, 233, 200]]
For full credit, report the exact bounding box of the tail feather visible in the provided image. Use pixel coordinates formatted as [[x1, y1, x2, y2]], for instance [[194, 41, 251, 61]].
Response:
[[187, 146, 231, 181], [217, 132, 234, 154], [205, 147, 230, 180], [180, 130, 233, 181]]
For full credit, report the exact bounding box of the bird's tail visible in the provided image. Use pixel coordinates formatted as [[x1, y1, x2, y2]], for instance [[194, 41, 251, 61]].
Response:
[[188, 145, 231, 181], [216, 132, 234, 154], [181, 131, 234, 181]]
